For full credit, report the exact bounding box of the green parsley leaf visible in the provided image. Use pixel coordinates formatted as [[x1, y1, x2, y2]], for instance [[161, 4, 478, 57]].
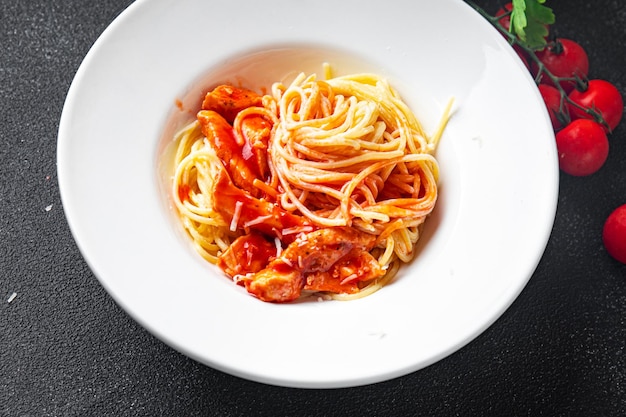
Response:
[[510, 0, 555, 50]]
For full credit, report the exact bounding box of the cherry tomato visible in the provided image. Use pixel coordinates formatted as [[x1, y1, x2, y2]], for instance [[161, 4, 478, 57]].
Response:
[[555, 119, 608, 176], [568, 79, 624, 133], [533, 39, 589, 93], [538, 84, 566, 131], [602, 204, 626, 264]]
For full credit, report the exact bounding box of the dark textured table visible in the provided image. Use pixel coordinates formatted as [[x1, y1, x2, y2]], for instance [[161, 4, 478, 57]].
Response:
[[2, 0, 625, 415]]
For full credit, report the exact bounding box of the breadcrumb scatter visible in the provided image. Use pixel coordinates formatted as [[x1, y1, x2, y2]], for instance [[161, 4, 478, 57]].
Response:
[[7, 292, 17, 303]]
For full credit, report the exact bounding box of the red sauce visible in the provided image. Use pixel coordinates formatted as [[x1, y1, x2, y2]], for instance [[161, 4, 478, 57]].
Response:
[[201, 85, 263, 124], [212, 171, 314, 243], [197, 110, 264, 196], [177, 184, 190, 202], [217, 233, 276, 277], [195, 84, 390, 300]]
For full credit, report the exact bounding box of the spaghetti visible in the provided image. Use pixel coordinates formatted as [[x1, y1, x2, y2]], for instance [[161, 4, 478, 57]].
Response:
[[171, 69, 452, 302]]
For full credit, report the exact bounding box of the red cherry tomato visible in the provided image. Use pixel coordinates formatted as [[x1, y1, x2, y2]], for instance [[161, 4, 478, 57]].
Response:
[[568, 79, 624, 133], [603, 204, 626, 264], [533, 39, 589, 93], [555, 119, 608, 176], [538, 84, 566, 131]]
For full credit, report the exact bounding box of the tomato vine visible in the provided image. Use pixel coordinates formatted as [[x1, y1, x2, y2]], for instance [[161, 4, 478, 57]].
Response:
[[469, 1, 624, 131], [468, 1, 626, 264]]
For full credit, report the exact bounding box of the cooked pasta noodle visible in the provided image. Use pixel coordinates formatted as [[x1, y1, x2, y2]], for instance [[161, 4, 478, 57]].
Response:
[[171, 68, 452, 302]]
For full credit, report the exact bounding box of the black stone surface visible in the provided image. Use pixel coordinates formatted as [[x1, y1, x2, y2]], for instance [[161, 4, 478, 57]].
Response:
[[2, 0, 625, 415]]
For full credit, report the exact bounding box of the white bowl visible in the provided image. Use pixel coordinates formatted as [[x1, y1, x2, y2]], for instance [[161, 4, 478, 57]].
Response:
[[57, 0, 558, 388]]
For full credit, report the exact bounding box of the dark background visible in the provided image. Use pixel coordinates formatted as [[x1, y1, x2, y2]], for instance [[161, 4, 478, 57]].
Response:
[[2, 0, 625, 415]]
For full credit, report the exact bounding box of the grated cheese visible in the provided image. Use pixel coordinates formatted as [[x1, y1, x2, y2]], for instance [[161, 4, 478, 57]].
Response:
[[243, 215, 273, 228], [340, 274, 359, 285], [282, 226, 313, 236], [230, 201, 243, 232], [274, 237, 282, 257], [233, 273, 253, 285], [272, 227, 282, 239]]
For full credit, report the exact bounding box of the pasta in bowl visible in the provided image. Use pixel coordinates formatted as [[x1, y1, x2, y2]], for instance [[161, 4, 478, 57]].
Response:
[[58, 0, 558, 388], [169, 68, 452, 302]]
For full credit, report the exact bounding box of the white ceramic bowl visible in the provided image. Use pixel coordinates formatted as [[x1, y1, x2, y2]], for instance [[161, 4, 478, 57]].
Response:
[[57, 0, 558, 388]]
